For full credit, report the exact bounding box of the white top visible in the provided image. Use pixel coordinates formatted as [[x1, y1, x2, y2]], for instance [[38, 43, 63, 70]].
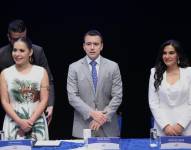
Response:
[[2, 65, 49, 140], [4, 65, 44, 106], [149, 67, 191, 136]]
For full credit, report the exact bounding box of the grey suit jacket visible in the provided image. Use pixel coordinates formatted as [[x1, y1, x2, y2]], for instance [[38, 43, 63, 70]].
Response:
[[67, 56, 122, 138], [0, 44, 55, 106]]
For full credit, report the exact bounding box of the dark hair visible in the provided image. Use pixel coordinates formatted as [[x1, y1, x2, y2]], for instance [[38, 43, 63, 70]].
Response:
[[84, 30, 103, 43], [154, 39, 190, 91], [14, 37, 32, 50], [8, 19, 26, 34]]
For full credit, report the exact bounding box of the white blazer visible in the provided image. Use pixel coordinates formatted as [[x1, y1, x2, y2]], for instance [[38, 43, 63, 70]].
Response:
[[149, 67, 191, 136]]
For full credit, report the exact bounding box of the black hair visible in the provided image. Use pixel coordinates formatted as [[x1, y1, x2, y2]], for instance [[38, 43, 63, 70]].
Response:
[[8, 19, 26, 34], [14, 37, 32, 50], [154, 39, 189, 91], [84, 30, 103, 43]]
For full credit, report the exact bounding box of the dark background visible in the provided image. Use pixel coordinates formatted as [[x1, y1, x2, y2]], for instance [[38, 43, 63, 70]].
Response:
[[0, 0, 191, 139]]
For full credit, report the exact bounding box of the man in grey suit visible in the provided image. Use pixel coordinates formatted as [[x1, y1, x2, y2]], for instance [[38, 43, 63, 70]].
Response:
[[67, 30, 122, 138], [0, 19, 55, 126]]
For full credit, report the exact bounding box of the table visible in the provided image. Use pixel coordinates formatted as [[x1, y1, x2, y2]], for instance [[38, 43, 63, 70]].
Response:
[[32, 139, 159, 150], [121, 139, 158, 150]]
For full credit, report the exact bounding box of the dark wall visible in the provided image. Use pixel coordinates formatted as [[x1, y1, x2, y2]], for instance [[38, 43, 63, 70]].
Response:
[[0, 0, 191, 139]]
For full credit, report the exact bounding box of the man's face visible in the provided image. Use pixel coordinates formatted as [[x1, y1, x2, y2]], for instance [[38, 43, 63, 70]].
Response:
[[8, 30, 27, 45], [83, 35, 103, 60]]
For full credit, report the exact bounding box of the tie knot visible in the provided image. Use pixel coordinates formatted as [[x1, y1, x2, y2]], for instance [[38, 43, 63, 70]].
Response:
[[90, 60, 97, 66]]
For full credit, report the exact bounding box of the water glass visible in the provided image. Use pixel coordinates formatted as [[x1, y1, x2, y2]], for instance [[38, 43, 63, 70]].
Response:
[[83, 129, 91, 149], [150, 128, 158, 148], [0, 131, 5, 140]]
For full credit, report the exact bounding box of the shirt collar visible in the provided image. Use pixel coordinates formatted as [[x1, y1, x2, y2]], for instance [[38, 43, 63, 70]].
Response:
[[86, 55, 100, 65]]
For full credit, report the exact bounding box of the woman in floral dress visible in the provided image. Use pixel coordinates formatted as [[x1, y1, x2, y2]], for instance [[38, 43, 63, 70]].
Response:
[[0, 37, 49, 140]]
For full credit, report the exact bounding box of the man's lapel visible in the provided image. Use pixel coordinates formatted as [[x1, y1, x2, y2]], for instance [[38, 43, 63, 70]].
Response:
[[95, 56, 106, 96], [81, 57, 95, 94]]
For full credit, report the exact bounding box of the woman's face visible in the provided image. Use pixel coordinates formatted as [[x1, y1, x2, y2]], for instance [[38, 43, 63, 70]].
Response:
[[162, 45, 178, 67], [12, 40, 32, 66]]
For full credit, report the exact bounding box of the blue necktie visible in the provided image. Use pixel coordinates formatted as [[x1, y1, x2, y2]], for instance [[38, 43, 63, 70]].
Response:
[[90, 60, 97, 92]]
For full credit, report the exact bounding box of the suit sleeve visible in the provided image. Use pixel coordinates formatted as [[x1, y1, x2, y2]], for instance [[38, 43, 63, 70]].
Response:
[[67, 64, 94, 120], [34, 47, 55, 106], [103, 63, 123, 122], [149, 68, 171, 129]]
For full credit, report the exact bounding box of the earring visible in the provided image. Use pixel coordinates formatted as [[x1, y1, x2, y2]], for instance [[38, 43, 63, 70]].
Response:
[[29, 56, 33, 64], [177, 58, 180, 65]]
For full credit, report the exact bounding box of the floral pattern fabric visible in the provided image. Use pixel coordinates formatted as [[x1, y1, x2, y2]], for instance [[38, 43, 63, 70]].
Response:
[[3, 65, 49, 140]]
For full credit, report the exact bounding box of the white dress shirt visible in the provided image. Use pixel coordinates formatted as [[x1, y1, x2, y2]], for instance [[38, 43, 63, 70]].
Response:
[[86, 55, 100, 75]]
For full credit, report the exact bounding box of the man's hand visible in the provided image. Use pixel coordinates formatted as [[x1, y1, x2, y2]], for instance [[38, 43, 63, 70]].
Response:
[[45, 106, 53, 125], [89, 120, 101, 131], [90, 111, 107, 125]]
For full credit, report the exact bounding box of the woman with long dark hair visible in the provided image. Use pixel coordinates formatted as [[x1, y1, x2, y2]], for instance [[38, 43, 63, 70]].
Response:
[[149, 39, 191, 136]]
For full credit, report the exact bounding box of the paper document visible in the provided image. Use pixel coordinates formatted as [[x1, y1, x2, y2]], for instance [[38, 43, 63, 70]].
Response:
[[0, 145, 30, 150], [0, 140, 31, 150], [34, 140, 61, 146]]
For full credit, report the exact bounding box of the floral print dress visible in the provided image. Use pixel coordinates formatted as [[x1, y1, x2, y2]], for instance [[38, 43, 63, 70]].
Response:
[[3, 65, 49, 140]]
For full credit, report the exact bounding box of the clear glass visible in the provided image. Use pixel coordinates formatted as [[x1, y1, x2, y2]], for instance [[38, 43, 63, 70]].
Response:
[[150, 128, 158, 148], [0, 131, 5, 140], [83, 129, 91, 149]]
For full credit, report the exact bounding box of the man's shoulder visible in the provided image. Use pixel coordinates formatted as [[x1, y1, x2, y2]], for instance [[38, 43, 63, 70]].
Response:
[[0, 44, 11, 53], [102, 57, 118, 66], [70, 58, 84, 66], [69, 58, 87, 71], [32, 44, 43, 51]]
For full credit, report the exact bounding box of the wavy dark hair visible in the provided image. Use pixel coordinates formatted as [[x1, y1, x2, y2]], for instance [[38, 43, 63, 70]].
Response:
[[154, 39, 190, 91]]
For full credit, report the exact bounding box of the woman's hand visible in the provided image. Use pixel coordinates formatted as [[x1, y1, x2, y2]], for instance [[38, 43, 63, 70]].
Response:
[[173, 123, 184, 135], [164, 124, 177, 136], [18, 119, 32, 132]]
